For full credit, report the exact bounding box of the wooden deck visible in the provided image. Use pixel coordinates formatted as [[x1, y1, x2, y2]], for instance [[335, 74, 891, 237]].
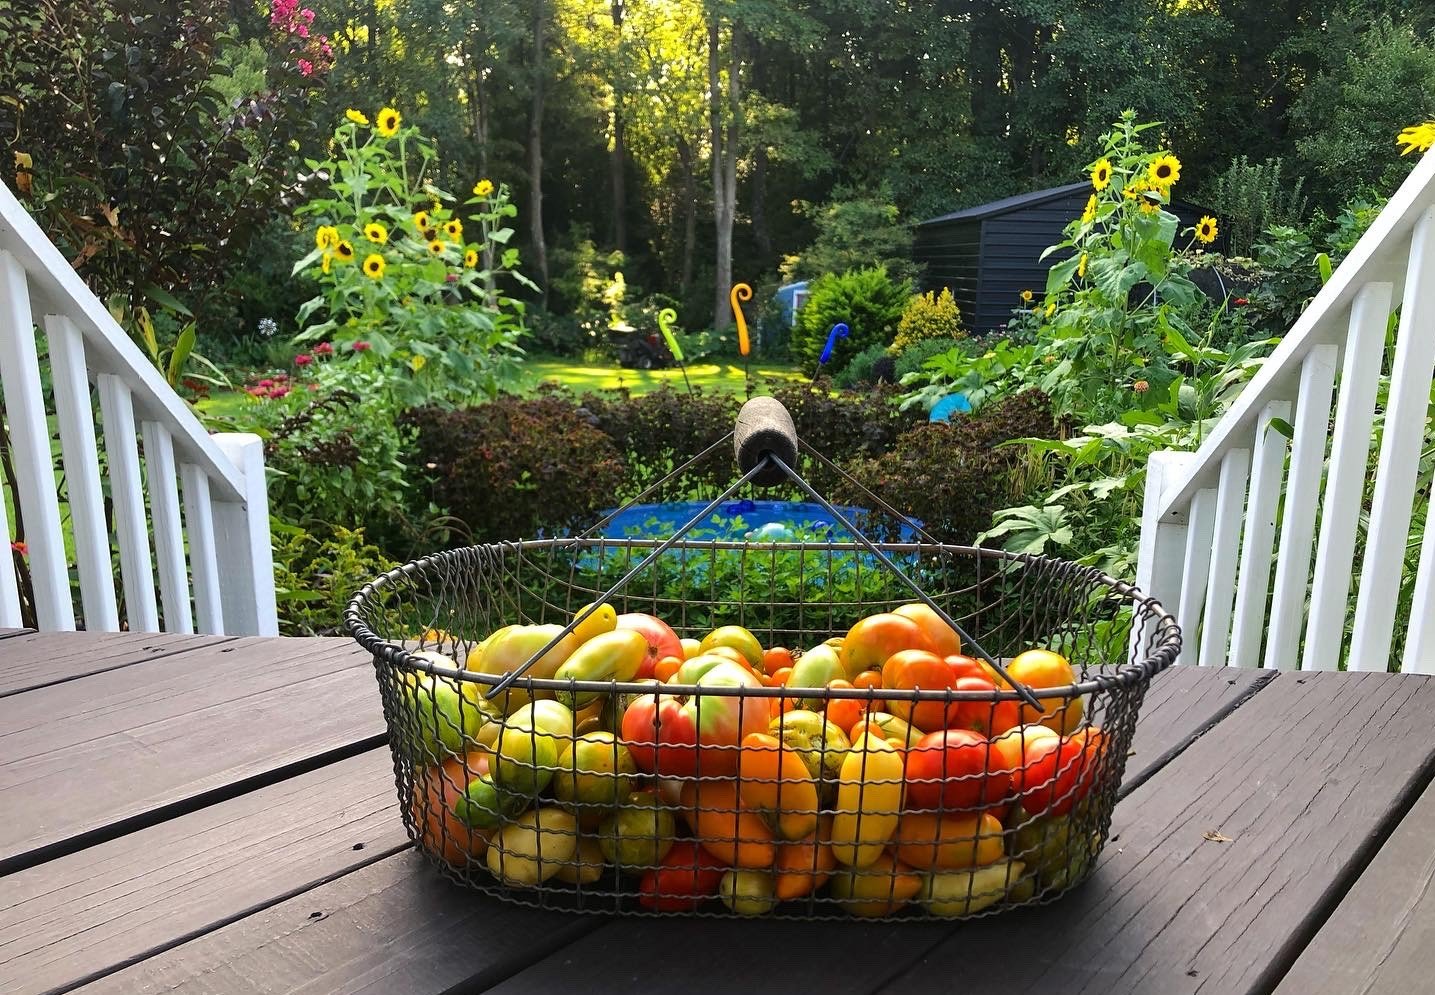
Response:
[[2, 633, 1432, 994]]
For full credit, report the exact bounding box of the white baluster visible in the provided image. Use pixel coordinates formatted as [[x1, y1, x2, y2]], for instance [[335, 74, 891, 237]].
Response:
[[1198, 447, 1251, 668], [1175, 488, 1217, 667], [181, 463, 224, 635], [0, 467, 19, 628], [1351, 209, 1435, 671], [97, 374, 159, 632], [212, 434, 278, 636], [1131, 451, 1194, 663], [1228, 401, 1292, 667], [45, 314, 120, 631], [1304, 284, 1393, 670], [0, 251, 72, 629], [1263, 344, 1338, 670], [141, 421, 193, 634]]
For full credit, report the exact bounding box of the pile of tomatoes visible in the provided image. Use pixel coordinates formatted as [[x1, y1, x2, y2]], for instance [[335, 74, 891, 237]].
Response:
[[399, 601, 1108, 918]]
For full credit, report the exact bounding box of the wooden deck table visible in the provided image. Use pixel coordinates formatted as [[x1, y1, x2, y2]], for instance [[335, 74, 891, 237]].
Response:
[[2, 634, 1430, 994]]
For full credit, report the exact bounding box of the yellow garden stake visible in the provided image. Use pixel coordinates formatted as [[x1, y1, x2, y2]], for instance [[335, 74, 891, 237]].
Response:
[[658, 307, 694, 395], [730, 282, 753, 393]]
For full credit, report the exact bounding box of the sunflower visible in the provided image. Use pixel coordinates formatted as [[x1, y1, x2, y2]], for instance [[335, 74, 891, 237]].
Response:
[[1148, 154, 1181, 189], [445, 219, 463, 240], [335, 240, 355, 262], [1078, 253, 1088, 279], [315, 225, 339, 251], [1139, 199, 1160, 215], [1091, 158, 1113, 191], [1081, 193, 1097, 224], [464, 248, 478, 268], [363, 253, 386, 279], [321, 252, 331, 275], [1124, 180, 1146, 201], [364, 222, 388, 244], [1397, 122, 1435, 156], [1045, 300, 1056, 318], [345, 108, 369, 126], [428, 238, 447, 256], [376, 107, 401, 137], [413, 210, 430, 231], [473, 178, 495, 197], [1020, 289, 1034, 304], [1195, 215, 1219, 244]]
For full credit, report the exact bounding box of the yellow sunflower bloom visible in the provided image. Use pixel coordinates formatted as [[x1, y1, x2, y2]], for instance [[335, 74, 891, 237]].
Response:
[[363, 253, 386, 279], [1195, 215, 1219, 244], [321, 252, 331, 275], [335, 240, 355, 262], [1045, 300, 1056, 318], [364, 222, 388, 244], [1139, 199, 1160, 215], [345, 109, 369, 126], [1078, 253, 1088, 279], [473, 178, 495, 197], [1397, 122, 1435, 156], [376, 107, 401, 137], [464, 248, 478, 268], [1020, 289, 1034, 304], [1091, 158, 1113, 191], [1124, 180, 1145, 201], [1148, 154, 1181, 189], [315, 225, 339, 251], [445, 219, 463, 240], [428, 238, 447, 256], [413, 210, 430, 231], [1081, 193, 1097, 224]]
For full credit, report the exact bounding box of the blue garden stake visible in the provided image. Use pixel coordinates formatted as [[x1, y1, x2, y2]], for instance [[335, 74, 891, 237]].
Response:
[[818, 322, 850, 373]]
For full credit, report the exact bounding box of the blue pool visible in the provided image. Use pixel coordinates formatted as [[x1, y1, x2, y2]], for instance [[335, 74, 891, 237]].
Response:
[[593, 499, 921, 543]]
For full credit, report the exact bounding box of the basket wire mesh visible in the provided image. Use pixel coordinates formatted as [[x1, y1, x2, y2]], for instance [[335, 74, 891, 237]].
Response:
[[346, 397, 1180, 919]]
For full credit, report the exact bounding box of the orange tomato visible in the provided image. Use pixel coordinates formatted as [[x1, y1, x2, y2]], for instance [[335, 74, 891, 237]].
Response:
[[654, 656, 684, 682], [892, 811, 1005, 870], [1007, 649, 1079, 728], [769, 666, 793, 687], [772, 820, 837, 900], [680, 779, 776, 868], [412, 753, 491, 866], [763, 646, 796, 673], [946, 677, 1021, 737], [882, 649, 958, 732], [892, 602, 962, 658], [838, 613, 936, 679], [852, 670, 884, 693], [823, 679, 867, 733]]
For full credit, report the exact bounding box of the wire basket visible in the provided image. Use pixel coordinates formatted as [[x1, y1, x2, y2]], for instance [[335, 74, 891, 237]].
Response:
[[346, 397, 1180, 919]]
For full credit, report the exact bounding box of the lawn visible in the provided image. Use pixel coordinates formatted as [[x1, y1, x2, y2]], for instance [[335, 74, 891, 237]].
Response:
[[515, 355, 808, 396]]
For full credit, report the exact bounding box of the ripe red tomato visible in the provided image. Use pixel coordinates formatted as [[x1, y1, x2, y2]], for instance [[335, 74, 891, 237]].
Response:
[[904, 728, 1009, 812], [1018, 735, 1100, 817], [616, 613, 683, 679], [882, 649, 957, 732], [838, 613, 936, 678], [946, 677, 1021, 737]]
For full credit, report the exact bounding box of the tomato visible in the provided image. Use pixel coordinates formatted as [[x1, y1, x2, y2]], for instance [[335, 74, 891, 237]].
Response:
[[839, 614, 936, 679], [622, 694, 698, 777], [1006, 649, 1082, 731], [893, 602, 963, 658], [763, 646, 795, 673], [1018, 735, 1098, 817], [852, 670, 884, 693], [823, 679, 867, 733], [700, 625, 765, 670], [412, 752, 492, 866], [853, 711, 922, 752], [787, 644, 845, 691], [882, 649, 957, 732], [905, 728, 1009, 812], [768, 666, 793, 687], [616, 613, 684, 679], [620, 661, 767, 778], [945, 677, 1021, 737], [653, 656, 683, 682], [637, 841, 727, 911]]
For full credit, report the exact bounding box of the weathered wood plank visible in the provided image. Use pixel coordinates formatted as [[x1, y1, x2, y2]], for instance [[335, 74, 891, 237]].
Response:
[[0, 749, 408, 995], [68, 665, 1271, 995], [1272, 756, 1435, 995], [70, 853, 594, 995], [0, 631, 236, 696], [0, 636, 382, 871], [0, 628, 32, 639], [870, 672, 1435, 995]]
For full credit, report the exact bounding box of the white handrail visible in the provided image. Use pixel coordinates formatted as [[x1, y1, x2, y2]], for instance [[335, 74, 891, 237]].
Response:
[[1136, 151, 1435, 672], [0, 183, 277, 635]]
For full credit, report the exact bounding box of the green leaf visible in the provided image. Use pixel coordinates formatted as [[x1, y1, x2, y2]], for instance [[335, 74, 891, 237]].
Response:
[[166, 323, 196, 385], [1045, 254, 1081, 297], [1316, 252, 1333, 285], [1268, 417, 1295, 439], [143, 283, 193, 317]]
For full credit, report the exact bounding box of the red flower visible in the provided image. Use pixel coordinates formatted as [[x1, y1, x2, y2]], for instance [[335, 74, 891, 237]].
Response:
[[247, 386, 267, 397], [274, 372, 289, 380], [270, 385, 292, 399], [295, 353, 314, 366], [352, 340, 371, 352], [315, 341, 334, 355], [1233, 297, 1249, 306], [10, 541, 27, 557]]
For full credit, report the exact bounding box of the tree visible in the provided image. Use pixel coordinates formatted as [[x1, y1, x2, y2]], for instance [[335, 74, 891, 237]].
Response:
[[529, 0, 551, 298]]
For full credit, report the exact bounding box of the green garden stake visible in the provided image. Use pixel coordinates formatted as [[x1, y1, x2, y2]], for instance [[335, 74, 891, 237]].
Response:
[[658, 307, 694, 395]]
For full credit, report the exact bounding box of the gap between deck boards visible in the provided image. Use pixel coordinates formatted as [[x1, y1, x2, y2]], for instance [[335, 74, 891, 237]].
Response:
[[0, 634, 242, 699]]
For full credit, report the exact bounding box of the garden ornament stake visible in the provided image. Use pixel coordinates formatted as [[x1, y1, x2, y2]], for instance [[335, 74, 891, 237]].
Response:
[[657, 307, 693, 395], [818, 321, 850, 377], [730, 282, 753, 393]]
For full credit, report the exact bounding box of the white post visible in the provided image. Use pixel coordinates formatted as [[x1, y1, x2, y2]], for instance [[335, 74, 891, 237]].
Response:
[[1131, 451, 1195, 663], [0, 251, 72, 630], [97, 374, 160, 632], [141, 421, 194, 634], [1198, 447, 1251, 668], [1176, 487, 1218, 667], [45, 314, 120, 631], [211, 434, 278, 636]]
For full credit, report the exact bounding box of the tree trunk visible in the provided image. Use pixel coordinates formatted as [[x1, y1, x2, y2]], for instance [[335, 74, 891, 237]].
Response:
[[610, 0, 628, 255], [678, 138, 697, 300], [749, 41, 770, 268], [528, 0, 549, 302], [709, 14, 739, 331]]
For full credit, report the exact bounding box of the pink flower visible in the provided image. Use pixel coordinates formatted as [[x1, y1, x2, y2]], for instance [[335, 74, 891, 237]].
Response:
[[258, 378, 274, 388], [301, 7, 315, 21], [315, 341, 334, 355], [10, 541, 27, 558], [352, 340, 371, 352], [296, 24, 309, 38], [295, 353, 314, 366], [298, 58, 313, 76], [247, 386, 267, 397], [274, 372, 289, 380]]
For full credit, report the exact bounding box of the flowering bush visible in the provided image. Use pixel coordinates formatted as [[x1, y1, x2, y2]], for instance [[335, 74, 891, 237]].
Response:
[[292, 109, 534, 407]]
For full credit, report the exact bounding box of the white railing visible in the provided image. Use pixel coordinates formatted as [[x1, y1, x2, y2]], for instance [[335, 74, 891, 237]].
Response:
[[1135, 150, 1435, 672], [0, 183, 276, 635]]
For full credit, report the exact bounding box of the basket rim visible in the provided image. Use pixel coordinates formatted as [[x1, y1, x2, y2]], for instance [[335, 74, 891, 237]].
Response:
[[343, 538, 1181, 703]]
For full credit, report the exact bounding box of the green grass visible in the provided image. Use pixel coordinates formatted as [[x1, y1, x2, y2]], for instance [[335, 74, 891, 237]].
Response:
[[514, 354, 808, 396]]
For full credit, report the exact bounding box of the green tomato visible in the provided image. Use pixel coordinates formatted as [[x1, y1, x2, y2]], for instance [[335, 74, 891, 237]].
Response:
[[553, 731, 638, 816], [493, 723, 560, 798], [598, 791, 677, 870]]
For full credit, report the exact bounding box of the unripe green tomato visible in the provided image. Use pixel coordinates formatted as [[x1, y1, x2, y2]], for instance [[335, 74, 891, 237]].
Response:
[[598, 791, 676, 869]]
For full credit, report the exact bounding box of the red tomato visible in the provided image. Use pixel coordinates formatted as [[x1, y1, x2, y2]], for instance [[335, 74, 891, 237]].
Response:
[[763, 646, 796, 673], [946, 677, 1021, 737], [637, 841, 727, 911], [892, 602, 963, 658], [616, 613, 684, 679], [882, 649, 957, 732], [768, 666, 793, 687], [838, 614, 936, 679], [1018, 735, 1100, 817], [946, 654, 1010, 688], [904, 728, 1010, 812], [621, 693, 699, 777], [823, 679, 866, 733]]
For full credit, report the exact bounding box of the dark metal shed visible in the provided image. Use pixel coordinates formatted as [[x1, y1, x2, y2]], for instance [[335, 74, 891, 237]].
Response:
[[912, 183, 1226, 334]]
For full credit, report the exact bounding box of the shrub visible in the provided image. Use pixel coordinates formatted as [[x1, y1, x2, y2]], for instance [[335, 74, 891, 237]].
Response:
[[768, 381, 921, 495], [579, 387, 739, 500], [836, 389, 1058, 543], [780, 185, 917, 284], [1203, 156, 1310, 258], [402, 395, 627, 541], [892, 289, 964, 353], [272, 524, 397, 636], [834, 343, 893, 388], [792, 267, 911, 373]]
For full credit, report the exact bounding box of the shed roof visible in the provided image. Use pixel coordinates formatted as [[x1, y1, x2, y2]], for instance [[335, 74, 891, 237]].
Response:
[[917, 183, 1091, 227]]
